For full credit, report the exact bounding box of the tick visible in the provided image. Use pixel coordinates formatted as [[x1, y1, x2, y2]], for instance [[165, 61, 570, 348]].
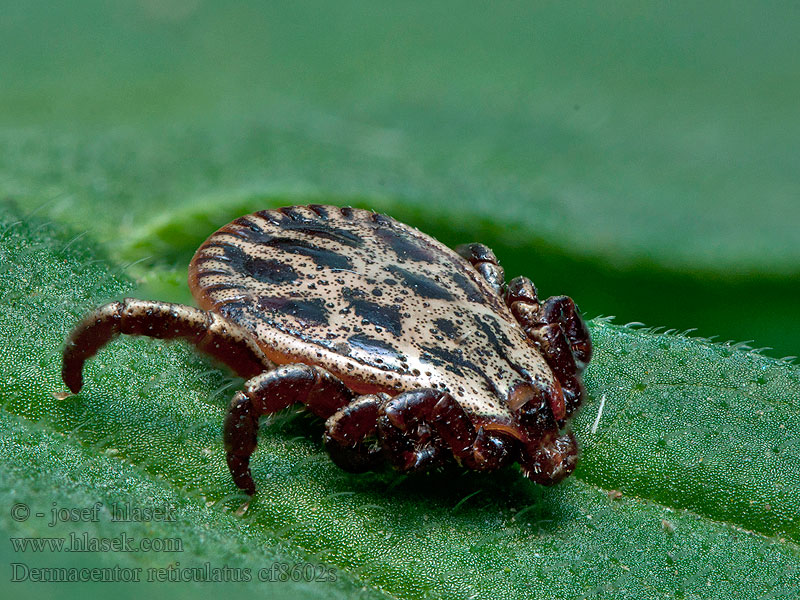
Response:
[[62, 205, 591, 494]]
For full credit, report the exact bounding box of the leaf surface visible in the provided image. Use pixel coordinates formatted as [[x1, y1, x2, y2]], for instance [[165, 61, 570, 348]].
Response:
[[1, 205, 798, 599]]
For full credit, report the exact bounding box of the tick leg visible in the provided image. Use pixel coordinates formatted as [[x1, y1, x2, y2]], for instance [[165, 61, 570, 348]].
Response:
[[519, 431, 578, 485], [429, 393, 516, 471], [62, 298, 272, 394], [224, 364, 355, 494], [455, 242, 505, 297], [378, 389, 447, 472], [378, 389, 516, 473], [505, 277, 591, 417], [323, 394, 389, 473], [539, 296, 592, 371], [506, 278, 592, 372]]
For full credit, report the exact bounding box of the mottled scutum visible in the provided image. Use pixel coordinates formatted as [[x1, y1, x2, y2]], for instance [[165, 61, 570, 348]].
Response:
[[188, 205, 555, 428]]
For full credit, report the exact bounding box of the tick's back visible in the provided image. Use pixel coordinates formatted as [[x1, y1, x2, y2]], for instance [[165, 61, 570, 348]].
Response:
[[188, 205, 552, 418]]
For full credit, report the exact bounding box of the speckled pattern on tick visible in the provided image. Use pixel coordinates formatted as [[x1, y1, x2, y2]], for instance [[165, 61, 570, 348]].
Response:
[[62, 205, 592, 494]]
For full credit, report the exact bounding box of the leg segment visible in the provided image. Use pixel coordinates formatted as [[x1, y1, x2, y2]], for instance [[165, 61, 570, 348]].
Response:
[[378, 389, 448, 472], [455, 243, 505, 297], [323, 394, 388, 473], [519, 431, 578, 485], [224, 364, 356, 494], [378, 389, 516, 473], [506, 278, 591, 372], [62, 298, 271, 393], [539, 296, 592, 371], [505, 277, 591, 417]]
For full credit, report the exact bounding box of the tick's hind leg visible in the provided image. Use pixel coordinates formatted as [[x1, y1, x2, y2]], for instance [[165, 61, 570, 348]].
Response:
[[62, 298, 272, 393], [225, 364, 356, 494], [505, 277, 592, 417], [455, 243, 505, 297]]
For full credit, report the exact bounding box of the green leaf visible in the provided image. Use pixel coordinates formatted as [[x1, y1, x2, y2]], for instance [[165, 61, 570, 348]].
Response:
[[575, 321, 800, 542], [2, 203, 798, 599]]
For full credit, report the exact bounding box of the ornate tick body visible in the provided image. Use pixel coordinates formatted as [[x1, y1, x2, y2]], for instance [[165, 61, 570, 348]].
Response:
[[62, 205, 591, 494]]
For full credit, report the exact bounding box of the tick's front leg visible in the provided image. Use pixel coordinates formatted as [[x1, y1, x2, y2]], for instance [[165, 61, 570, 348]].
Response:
[[62, 298, 272, 393], [538, 295, 592, 371], [224, 364, 355, 494], [506, 278, 592, 371], [455, 242, 505, 297], [505, 277, 591, 417]]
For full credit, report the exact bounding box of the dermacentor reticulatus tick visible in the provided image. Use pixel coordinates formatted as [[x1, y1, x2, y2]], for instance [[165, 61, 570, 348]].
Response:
[[62, 205, 592, 494]]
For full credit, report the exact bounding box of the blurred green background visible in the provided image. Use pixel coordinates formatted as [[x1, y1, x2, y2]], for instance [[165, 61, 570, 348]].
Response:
[[1, 0, 798, 356]]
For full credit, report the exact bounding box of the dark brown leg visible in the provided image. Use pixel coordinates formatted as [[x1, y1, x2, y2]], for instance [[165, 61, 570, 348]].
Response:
[[378, 389, 516, 473], [505, 279, 583, 482], [224, 364, 355, 494], [519, 431, 578, 485], [323, 394, 388, 473], [431, 393, 516, 471], [455, 243, 505, 297], [539, 296, 592, 371], [62, 298, 271, 393], [505, 277, 591, 417], [506, 278, 591, 371], [378, 389, 447, 472]]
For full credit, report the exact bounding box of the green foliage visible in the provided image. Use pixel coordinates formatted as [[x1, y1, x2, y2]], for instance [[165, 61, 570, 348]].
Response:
[[1, 204, 798, 599]]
